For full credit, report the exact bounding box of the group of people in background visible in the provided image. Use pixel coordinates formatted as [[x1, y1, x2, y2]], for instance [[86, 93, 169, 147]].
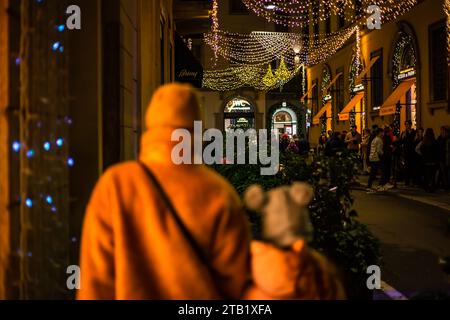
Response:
[[310, 122, 450, 194], [316, 125, 362, 158], [365, 122, 450, 194], [279, 132, 311, 156]]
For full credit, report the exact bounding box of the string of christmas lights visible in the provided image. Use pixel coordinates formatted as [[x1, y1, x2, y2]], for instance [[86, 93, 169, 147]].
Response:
[[203, 62, 302, 91], [13, 0, 73, 299], [242, 0, 419, 28], [204, 26, 357, 67], [446, 0, 450, 65], [204, 30, 305, 66], [210, 0, 219, 63]]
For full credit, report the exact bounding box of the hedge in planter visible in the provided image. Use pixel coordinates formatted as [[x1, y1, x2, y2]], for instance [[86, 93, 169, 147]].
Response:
[[212, 151, 381, 299]]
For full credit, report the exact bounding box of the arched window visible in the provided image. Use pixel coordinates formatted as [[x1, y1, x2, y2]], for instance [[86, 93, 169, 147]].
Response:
[[392, 31, 417, 88], [274, 111, 292, 123], [272, 106, 298, 137]]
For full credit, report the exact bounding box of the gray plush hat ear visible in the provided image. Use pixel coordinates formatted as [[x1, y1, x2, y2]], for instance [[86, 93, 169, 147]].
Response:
[[290, 182, 314, 206], [244, 184, 266, 212]]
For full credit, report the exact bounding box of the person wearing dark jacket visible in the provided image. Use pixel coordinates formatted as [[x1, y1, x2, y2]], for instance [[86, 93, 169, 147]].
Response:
[[437, 126, 450, 190], [413, 127, 424, 186], [297, 134, 310, 155], [380, 126, 394, 189], [399, 120, 416, 186], [421, 128, 439, 193], [325, 132, 344, 157]]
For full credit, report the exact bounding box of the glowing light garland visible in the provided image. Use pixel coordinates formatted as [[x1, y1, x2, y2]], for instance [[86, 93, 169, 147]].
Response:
[[242, 0, 419, 28], [355, 26, 361, 72], [204, 27, 356, 66], [203, 62, 302, 91], [210, 0, 219, 62], [203, 26, 358, 91], [446, 0, 450, 65]]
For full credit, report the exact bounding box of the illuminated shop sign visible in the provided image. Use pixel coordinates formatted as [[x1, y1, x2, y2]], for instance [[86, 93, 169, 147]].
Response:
[[353, 84, 365, 93], [225, 99, 253, 112], [398, 68, 416, 81]]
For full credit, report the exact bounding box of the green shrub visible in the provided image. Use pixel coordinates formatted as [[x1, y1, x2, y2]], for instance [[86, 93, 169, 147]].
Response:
[[212, 150, 381, 298]]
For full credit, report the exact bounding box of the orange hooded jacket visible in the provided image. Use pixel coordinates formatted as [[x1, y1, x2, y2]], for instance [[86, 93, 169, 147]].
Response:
[[77, 84, 251, 300]]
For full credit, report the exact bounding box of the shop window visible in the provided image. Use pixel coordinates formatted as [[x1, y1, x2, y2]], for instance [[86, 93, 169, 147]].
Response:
[[429, 20, 448, 102], [337, 1, 345, 29], [335, 67, 345, 111], [312, 79, 319, 115], [371, 49, 383, 109]]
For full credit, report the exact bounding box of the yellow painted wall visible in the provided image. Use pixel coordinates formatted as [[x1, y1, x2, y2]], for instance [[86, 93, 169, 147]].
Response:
[[139, 0, 174, 131]]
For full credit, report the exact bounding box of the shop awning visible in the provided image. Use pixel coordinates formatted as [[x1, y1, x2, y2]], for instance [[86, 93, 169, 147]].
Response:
[[355, 56, 380, 85], [313, 101, 332, 125], [379, 78, 416, 116], [338, 92, 365, 121], [324, 72, 343, 93], [301, 83, 316, 102]]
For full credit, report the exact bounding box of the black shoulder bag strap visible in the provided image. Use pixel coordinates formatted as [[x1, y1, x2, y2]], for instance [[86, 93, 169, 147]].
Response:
[[138, 162, 211, 269]]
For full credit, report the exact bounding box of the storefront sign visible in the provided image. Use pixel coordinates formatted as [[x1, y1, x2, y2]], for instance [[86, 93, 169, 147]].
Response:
[[177, 69, 199, 80], [398, 68, 416, 81], [353, 84, 365, 93], [225, 99, 252, 112]]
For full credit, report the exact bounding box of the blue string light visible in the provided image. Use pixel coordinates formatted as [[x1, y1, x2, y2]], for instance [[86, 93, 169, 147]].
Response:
[[57, 24, 65, 32], [12, 141, 21, 153], [67, 158, 75, 167], [25, 198, 33, 208], [26, 150, 35, 158], [56, 138, 64, 147], [43, 141, 51, 151], [52, 42, 61, 51], [46, 195, 53, 205]]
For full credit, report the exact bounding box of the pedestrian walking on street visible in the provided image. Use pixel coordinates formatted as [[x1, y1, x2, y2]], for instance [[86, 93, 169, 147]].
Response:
[[317, 135, 327, 156], [437, 126, 450, 191], [361, 128, 371, 175], [380, 126, 395, 190], [345, 125, 362, 154], [414, 127, 425, 186], [77, 84, 251, 300], [326, 132, 345, 157], [287, 137, 300, 154], [297, 133, 310, 155], [367, 128, 384, 192], [399, 120, 416, 186]]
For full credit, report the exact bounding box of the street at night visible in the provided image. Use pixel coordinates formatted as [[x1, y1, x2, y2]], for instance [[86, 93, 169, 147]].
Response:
[[1, 0, 450, 314], [353, 187, 450, 299]]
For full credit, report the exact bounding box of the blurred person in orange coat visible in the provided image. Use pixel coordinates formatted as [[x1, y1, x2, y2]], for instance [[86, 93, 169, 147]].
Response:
[[77, 83, 251, 300]]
